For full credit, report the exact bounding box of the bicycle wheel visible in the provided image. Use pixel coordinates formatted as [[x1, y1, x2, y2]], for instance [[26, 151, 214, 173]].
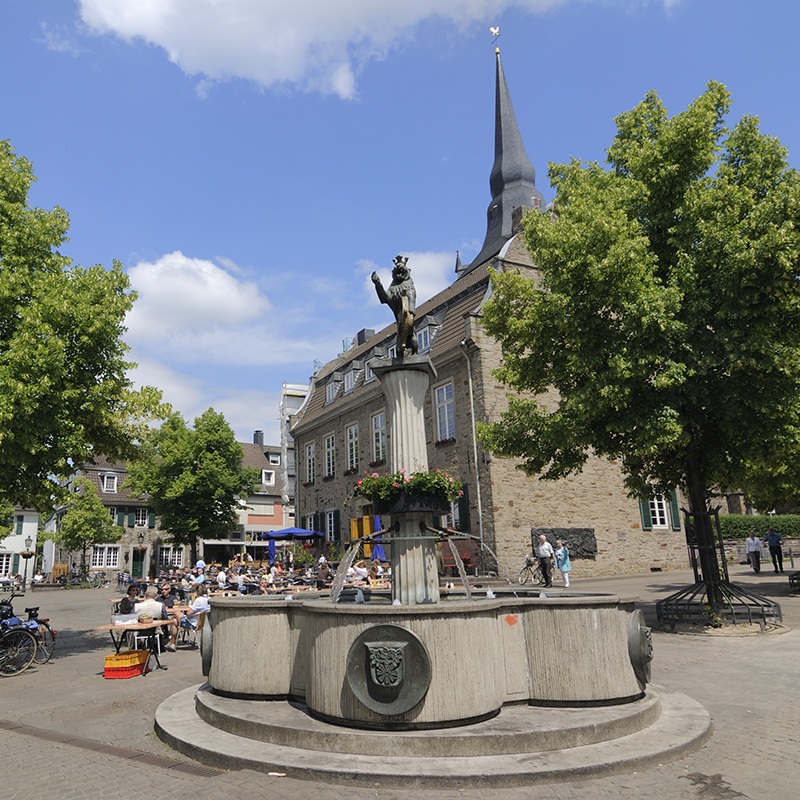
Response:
[[88, 574, 101, 589], [532, 565, 546, 586], [518, 566, 532, 585], [0, 628, 37, 676], [32, 622, 55, 664]]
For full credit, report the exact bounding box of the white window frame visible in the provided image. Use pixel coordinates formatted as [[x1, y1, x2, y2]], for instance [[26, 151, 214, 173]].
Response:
[[346, 424, 359, 471], [102, 474, 117, 493], [326, 510, 337, 541], [158, 546, 184, 568], [134, 507, 148, 527], [435, 381, 456, 441], [250, 503, 275, 515], [269, 453, 281, 465], [0, 553, 11, 575], [416, 326, 430, 353], [325, 382, 338, 404], [371, 412, 386, 463], [108, 506, 117, 520], [261, 469, 276, 486], [364, 363, 375, 383], [91, 545, 120, 569], [344, 371, 357, 393], [305, 443, 316, 483], [649, 497, 669, 528], [324, 433, 336, 477], [388, 344, 397, 359]]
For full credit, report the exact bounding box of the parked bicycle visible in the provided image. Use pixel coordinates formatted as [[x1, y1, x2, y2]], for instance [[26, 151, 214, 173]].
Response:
[[0, 593, 56, 665], [518, 554, 545, 586]]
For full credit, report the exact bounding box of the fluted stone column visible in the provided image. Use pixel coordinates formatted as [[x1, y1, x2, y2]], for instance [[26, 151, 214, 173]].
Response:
[[371, 356, 440, 605]]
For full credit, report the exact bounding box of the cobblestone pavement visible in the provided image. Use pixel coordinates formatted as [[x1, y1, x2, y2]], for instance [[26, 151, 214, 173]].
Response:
[[2, 566, 798, 800]]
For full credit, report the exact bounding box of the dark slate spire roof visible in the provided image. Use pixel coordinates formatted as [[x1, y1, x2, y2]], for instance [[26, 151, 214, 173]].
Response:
[[458, 50, 546, 277]]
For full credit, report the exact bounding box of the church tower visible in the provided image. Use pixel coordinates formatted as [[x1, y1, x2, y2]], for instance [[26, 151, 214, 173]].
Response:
[[458, 50, 546, 277]]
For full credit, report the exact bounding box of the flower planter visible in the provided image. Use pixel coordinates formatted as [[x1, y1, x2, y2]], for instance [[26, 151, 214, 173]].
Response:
[[373, 491, 451, 515]]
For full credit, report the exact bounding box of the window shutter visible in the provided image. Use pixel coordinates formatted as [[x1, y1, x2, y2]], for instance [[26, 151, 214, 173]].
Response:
[[117, 509, 126, 527], [333, 509, 341, 543], [639, 498, 653, 531], [148, 511, 156, 529], [16, 516, 23, 535], [669, 492, 682, 531], [12, 553, 20, 572], [458, 484, 471, 532], [128, 511, 135, 528]]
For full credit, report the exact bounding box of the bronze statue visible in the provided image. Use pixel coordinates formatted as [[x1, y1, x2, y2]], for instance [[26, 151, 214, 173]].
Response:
[[372, 255, 417, 358]]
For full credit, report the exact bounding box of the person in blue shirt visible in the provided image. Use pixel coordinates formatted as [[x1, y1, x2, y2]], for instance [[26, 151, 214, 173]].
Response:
[[763, 527, 784, 574]]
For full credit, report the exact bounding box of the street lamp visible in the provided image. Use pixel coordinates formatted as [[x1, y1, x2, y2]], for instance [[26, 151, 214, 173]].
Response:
[[21, 534, 35, 591]]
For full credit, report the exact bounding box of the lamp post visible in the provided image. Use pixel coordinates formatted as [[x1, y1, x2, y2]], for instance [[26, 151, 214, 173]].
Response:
[[21, 535, 35, 591]]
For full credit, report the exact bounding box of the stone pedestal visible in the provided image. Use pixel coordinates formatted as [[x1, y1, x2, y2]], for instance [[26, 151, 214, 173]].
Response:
[[370, 357, 440, 605]]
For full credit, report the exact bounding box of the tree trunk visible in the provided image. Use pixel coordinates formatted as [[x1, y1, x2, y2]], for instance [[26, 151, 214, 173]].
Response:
[[685, 451, 724, 607]]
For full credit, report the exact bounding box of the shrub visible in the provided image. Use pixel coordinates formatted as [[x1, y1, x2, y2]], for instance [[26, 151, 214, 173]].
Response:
[[719, 514, 800, 539]]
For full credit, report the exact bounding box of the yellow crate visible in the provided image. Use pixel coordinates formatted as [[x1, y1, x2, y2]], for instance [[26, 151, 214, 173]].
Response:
[[105, 650, 148, 668]]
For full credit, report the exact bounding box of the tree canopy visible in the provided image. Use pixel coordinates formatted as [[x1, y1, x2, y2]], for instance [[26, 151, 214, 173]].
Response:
[[54, 477, 123, 574], [0, 140, 167, 511], [125, 409, 258, 564], [478, 81, 800, 524]]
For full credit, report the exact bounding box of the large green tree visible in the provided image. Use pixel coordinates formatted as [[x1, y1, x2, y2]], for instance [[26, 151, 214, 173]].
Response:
[[126, 409, 258, 565], [478, 82, 800, 588], [0, 140, 166, 510], [54, 477, 124, 578]]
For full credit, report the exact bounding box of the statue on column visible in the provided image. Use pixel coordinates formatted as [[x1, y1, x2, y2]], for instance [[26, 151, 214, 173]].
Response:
[[371, 255, 418, 358]]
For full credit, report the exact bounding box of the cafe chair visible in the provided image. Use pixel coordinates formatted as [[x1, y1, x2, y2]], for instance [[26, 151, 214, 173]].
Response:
[[180, 611, 207, 648]]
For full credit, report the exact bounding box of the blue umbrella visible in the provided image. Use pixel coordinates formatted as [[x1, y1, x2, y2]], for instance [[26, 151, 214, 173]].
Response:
[[268, 539, 276, 564], [371, 543, 387, 562]]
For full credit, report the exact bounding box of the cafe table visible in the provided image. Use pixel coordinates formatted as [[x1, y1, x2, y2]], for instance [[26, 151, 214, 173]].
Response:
[[96, 619, 173, 672]]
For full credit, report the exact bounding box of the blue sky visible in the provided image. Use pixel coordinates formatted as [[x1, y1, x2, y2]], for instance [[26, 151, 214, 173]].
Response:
[[3, 0, 799, 446]]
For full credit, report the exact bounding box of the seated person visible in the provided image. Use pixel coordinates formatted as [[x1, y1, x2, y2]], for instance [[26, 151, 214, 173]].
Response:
[[118, 583, 141, 615], [32, 572, 45, 583], [315, 563, 333, 589], [191, 568, 206, 584], [352, 560, 369, 583], [158, 583, 178, 612], [250, 579, 271, 595], [166, 584, 210, 651], [134, 586, 167, 621]]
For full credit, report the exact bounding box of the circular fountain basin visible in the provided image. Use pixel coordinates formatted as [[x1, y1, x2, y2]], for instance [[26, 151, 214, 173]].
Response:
[[207, 592, 645, 729]]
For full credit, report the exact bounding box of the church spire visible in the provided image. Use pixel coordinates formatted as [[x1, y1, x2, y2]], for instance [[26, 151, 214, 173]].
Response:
[[459, 50, 546, 276]]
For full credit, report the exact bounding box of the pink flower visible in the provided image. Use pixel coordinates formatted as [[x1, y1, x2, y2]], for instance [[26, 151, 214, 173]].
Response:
[[392, 482, 399, 488], [357, 480, 362, 487], [449, 477, 454, 482], [436, 469, 441, 473], [404, 476, 411, 483], [399, 468, 406, 474], [371, 473, 378, 478]]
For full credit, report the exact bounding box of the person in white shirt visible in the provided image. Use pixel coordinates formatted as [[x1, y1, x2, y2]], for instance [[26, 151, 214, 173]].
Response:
[[745, 530, 762, 573], [534, 534, 555, 588], [166, 584, 210, 650]]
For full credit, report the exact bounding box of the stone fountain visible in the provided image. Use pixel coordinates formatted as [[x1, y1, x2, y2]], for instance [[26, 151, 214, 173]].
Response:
[[155, 258, 710, 785]]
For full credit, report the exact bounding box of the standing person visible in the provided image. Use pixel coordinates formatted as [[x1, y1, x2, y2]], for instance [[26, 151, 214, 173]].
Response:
[[764, 527, 784, 574], [745, 530, 762, 573], [554, 540, 571, 588], [535, 534, 555, 588]]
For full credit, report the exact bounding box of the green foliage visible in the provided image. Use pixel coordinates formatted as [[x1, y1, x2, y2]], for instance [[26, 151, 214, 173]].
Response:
[[0, 501, 12, 541], [0, 140, 168, 510], [126, 409, 258, 562], [55, 477, 123, 568], [479, 82, 800, 514], [718, 514, 800, 539], [355, 468, 463, 503]]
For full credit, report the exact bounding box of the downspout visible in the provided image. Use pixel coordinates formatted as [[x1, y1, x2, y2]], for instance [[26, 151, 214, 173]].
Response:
[[459, 339, 485, 573]]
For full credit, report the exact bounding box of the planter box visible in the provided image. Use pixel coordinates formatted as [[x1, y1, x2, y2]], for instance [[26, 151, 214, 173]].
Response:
[[373, 491, 450, 515]]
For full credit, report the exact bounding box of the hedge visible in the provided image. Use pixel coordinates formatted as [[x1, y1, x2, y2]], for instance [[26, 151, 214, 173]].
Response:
[[718, 514, 800, 539]]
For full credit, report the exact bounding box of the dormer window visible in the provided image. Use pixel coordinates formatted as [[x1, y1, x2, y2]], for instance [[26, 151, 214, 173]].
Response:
[[416, 326, 431, 353], [261, 470, 276, 486], [365, 362, 375, 382], [325, 382, 338, 404], [269, 453, 280, 465], [102, 474, 117, 493], [344, 370, 357, 393]]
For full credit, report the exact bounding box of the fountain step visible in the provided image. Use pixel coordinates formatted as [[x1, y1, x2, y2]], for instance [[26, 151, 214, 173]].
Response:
[[194, 685, 662, 756], [155, 685, 711, 788]]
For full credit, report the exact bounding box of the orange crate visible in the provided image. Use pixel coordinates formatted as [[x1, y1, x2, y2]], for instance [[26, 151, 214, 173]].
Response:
[[104, 650, 149, 679]]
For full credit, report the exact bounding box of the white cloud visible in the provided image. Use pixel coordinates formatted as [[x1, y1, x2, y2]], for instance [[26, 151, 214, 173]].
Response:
[[77, 0, 571, 99]]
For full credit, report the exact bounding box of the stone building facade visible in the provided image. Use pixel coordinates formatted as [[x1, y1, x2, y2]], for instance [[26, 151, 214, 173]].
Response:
[[290, 53, 690, 578]]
